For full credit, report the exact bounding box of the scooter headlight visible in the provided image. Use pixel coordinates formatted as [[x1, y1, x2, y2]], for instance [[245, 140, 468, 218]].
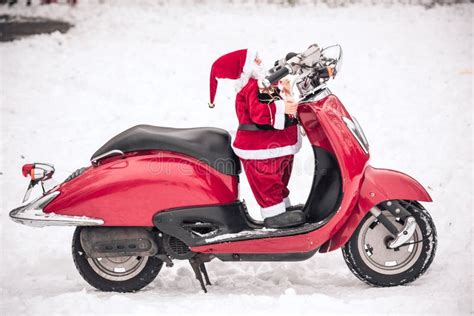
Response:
[[342, 116, 369, 154]]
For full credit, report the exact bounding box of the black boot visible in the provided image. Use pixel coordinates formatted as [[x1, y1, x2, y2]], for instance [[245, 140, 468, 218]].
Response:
[[264, 210, 306, 229], [286, 204, 304, 212]]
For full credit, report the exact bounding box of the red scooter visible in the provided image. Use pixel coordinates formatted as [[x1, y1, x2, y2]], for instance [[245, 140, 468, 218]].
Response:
[[10, 44, 437, 293]]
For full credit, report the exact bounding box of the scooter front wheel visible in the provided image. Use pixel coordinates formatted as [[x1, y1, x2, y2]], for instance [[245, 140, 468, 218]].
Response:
[[71, 227, 163, 292], [342, 201, 437, 287]]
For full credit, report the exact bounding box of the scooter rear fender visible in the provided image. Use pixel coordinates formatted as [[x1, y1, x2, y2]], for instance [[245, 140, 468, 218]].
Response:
[[318, 165, 432, 252], [42, 151, 239, 226]]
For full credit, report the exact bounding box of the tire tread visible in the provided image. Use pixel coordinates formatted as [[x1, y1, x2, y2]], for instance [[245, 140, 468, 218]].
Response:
[[341, 201, 437, 287]]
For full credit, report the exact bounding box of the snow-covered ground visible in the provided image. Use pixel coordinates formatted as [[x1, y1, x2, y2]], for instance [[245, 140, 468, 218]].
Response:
[[0, 1, 472, 315]]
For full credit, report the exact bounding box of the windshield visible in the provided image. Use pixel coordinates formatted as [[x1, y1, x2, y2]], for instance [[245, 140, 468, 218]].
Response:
[[321, 44, 343, 75]]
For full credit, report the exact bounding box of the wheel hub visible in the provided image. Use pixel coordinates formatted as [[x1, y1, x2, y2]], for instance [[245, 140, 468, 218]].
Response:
[[357, 212, 422, 275], [87, 255, 149, 281]]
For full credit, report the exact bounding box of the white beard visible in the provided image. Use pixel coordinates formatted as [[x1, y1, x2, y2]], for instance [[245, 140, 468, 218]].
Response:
[[251, 63, 267, 80], [234, 63, 267, 92]]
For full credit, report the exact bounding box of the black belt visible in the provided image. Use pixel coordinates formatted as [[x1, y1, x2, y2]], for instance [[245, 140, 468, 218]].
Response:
[[239, 120, 298, 131], [238, 124, 274, 131]]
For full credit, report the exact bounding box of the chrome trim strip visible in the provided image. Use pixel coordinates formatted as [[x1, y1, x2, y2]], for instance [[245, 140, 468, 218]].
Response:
[[342, 116, 369, 154], [90, 149, 124, 166], [9, 191, 104, 227], [299, 86, 331, 103]]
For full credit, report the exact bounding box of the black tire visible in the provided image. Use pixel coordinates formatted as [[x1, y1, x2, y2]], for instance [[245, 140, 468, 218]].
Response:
[[72, 226, 163, 292], [342, 201, 437, 287]]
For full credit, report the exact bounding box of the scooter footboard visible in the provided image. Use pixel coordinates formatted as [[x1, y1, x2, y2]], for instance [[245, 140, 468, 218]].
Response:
[[319, 165, 432, 252]]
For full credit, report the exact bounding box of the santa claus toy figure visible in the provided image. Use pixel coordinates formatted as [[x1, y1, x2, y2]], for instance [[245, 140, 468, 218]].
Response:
[[209, 49, 305, 228]]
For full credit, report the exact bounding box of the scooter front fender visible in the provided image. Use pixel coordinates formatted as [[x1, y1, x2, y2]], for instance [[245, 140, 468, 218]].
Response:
[[319, 165, 432, 252], [359, 165, 432, 210]]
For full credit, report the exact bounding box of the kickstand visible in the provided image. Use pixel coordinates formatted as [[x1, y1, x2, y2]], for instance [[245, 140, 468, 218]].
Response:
[[200, 263, 211, 286], [189, 254, 213, 293]]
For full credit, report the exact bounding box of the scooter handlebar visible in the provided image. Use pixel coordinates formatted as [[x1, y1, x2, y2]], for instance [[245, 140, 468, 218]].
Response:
[[262, 65, 291, 88]]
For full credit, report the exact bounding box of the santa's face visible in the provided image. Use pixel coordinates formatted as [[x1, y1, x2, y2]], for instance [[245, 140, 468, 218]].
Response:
[[234, 54, 267, 92], [250, 58, 267, 80]]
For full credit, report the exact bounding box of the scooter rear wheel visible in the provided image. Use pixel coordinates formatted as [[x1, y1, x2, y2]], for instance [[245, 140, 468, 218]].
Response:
[[72, 226, 163, 292], [342, 201, 437, 287]]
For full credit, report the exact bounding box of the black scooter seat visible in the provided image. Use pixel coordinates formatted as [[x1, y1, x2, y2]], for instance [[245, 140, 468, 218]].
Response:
[[91, 125, 241, 175]]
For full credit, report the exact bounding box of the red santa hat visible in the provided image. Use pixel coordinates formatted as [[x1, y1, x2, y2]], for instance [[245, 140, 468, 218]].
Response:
[[209, 48, 258, 108]]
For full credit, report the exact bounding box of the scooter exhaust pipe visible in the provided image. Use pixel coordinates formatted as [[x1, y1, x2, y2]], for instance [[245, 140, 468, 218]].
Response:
[[80, 227, 159, 258]]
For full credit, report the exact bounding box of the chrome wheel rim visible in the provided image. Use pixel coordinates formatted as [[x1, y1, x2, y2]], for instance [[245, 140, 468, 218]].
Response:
[[357, 212, 423, 275], [87, 256, 148, 281]]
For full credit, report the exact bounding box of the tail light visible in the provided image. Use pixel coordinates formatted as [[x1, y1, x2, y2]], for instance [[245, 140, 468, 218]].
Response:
[[21, 163, 55, 202], [22, 164, 34, 177], [22, 163, 55, 181]]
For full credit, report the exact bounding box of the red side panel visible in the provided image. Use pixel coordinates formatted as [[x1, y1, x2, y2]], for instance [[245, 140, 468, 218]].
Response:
[[319, 165, 432, 252], [44, 151, 238, 226], [317, 203, 367, 253], [298, 103, 334, 153]]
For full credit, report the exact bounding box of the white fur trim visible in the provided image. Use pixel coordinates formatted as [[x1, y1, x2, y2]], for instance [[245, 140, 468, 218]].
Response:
[[283, 197, 291, 208], [243, 49, 258, 74], [235, 49, 260, 92], [261, 201, 286, 218], [273, 100, 285, 130], [232, 130, 302, 160], [234, 72, 251, 93]]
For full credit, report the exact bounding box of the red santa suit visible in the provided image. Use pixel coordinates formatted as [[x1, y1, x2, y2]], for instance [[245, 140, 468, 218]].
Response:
[[209, 49, 301, 219]]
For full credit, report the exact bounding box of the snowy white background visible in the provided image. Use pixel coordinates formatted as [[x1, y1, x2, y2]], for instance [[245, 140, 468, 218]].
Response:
[[0, 1, 472, 315]]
